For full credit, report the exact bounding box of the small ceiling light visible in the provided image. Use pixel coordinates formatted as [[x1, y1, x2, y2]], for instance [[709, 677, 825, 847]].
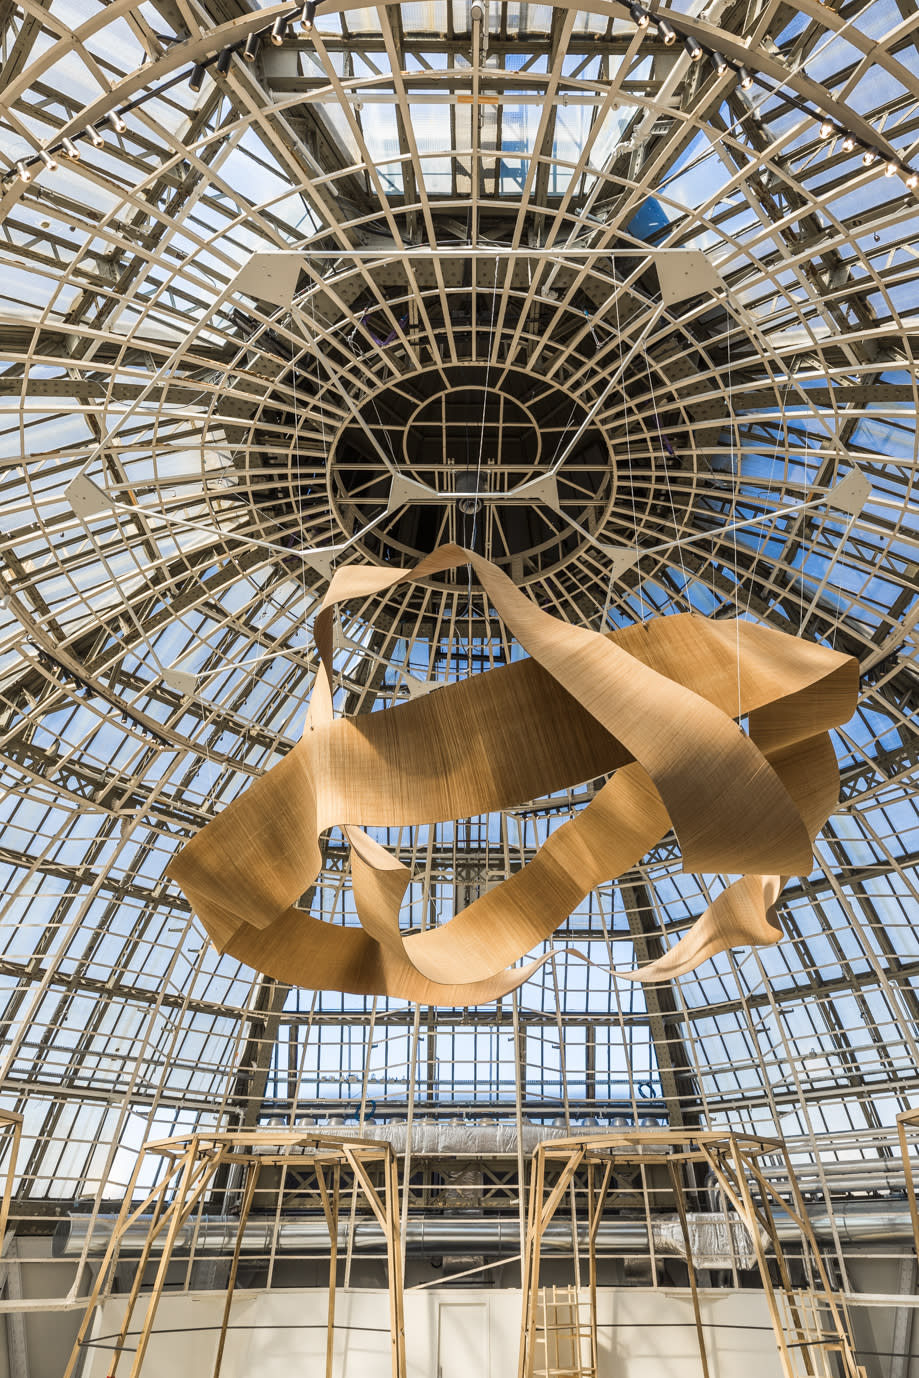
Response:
[[707, 49, 727, 76], [683, 35, 703, 61], [884, 157, 899, 177], [188, 62, 207, 92], [819, 116, 835, 139], [861, 147, 879, 167], [300, 1, 318, 30], [216, 46, 233, 74], [657, 17, 676, 44], [629, 3, 650, 28], [85, 124, 104, 147], [243, 32, 260, 61], [270, 15, 287, 44], [39, 149, 58, 171], [455, 471, 483, 516], [16, 160, 32, 183], [737, 64, 753, 90], [905, 169, 919, 189], [107, 111, 127, 133], [841, 132, 856, 152], [62, 137, 80, 160]]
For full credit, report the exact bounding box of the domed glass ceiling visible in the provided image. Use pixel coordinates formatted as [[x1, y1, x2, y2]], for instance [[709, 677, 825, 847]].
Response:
[[0, 0, 917, 1207]]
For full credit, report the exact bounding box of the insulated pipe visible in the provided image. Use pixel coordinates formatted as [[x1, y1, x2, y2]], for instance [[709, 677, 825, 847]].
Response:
[[53, 1200, 915, 1259], [241, 1125, 906, 1197], [54, 1215, 631, 1259], [802, 1202, 916, 1246]]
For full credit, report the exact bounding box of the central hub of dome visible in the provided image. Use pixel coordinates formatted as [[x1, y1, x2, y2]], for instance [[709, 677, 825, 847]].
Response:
[[403, 386, 541, 501], [329, 364, 614, 579]]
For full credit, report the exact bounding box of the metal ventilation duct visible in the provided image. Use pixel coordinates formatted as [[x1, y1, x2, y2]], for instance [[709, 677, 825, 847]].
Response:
[[55, 1200, 915, 1260]]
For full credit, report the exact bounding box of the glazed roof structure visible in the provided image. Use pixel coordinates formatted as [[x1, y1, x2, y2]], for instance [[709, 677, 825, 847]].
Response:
[[0, 0, 917, 1204]]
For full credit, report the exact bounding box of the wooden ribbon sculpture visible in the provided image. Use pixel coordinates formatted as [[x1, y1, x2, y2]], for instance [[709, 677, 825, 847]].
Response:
[[168, 545, 858, 1004]]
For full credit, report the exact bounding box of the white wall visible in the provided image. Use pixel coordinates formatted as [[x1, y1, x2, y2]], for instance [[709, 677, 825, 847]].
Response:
[[0, 1238, 85, 1378], [84, 1286, 785, 1378]]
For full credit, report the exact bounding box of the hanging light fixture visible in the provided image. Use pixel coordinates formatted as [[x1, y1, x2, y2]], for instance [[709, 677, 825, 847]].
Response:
[[61, 137, 80, 160], [15, 160, 32, 183], [905, 169, 919, 189], [188, 63, 207, 92], [270, 15, 288, 44], [884, 157, 899, 177], [707, 50, 727, 76], [683, 34, 703, 61], [455, 471, 483, 516], [819, 116, 835, 139], [656, 16, 676, 45], [107, 111, 127, 133], [39, 149, 57, 172], [244, 32, 260, 61], [737, 64, 753, 90], [629, 3, 650, 28], [216, 47, 233, 75], [841, 132, 856, 152], [300, 1, 319, 29], [861, 147, 879, 167], [85, 124, 104, 147]]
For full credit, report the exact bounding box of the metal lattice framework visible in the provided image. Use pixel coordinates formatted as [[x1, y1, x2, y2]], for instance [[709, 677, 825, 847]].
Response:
[[0, 0, 917, 1228]]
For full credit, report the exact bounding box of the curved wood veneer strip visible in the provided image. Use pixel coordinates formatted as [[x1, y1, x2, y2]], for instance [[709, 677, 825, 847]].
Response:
[[180, 879, 553, 1003], [619, 730, 845, 981], [167, 545, 858, 1002]]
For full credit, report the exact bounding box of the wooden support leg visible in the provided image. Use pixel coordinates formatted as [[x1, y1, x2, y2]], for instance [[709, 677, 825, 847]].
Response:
[[512, 993, 528, 1290], [757, 1146, 863, 1377], [315, 1161, 340, 1378], [743, 1152, 815, 1371], [667, 1159, 710, 1378], [128, 1140, 221, 1378], [587, 1163, 598, 1378], [61, 1144, 151, 1378], [109, 1150, 220, 1378], [330, 1164, 341, 1378], [518, 1147, 544, 1378], [211, 1158, 260, 1378], [717, 1140, 799, 1378], [383, 1150, 406, 1378], [109, 1172, 174, 1378], [520, 1148, 583, 1378], [587, 1159, 612, 1378]]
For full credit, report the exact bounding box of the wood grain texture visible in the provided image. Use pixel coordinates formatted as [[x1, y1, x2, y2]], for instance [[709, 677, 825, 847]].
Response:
[[167, 544, 858, 1002]]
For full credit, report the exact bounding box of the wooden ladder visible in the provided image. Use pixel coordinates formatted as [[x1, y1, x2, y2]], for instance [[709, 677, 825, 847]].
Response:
[[777, 1288, 866, 1378], [531, 1285, 596, 1378]]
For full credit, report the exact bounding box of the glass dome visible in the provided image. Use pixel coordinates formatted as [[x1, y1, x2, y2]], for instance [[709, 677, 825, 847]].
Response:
[[0, 0, 916, 1210]]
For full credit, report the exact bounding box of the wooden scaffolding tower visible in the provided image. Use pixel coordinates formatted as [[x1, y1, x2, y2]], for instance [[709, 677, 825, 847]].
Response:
[[63, 1129, 406, 1378], [518, 1129, 866, 1378]]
